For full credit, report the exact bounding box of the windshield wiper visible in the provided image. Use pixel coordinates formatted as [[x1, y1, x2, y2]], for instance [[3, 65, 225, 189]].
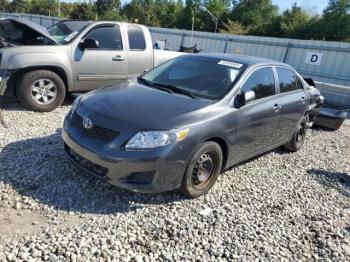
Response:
[[138, 77, 197, 99], [138, 77, 173, 94], [151, 82, 198, 99]]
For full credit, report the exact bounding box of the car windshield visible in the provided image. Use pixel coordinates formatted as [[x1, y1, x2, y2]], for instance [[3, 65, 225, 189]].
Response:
[[48, 21, 90, 44], [140, 55, 245, 100]]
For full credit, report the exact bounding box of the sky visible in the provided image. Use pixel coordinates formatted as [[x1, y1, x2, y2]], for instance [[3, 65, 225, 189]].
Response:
[[64, 0, 330, 14], [272, 0, 329, 14]]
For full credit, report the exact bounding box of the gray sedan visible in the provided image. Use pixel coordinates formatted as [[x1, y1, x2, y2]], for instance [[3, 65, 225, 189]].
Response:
[[62, 54, 323, 198]]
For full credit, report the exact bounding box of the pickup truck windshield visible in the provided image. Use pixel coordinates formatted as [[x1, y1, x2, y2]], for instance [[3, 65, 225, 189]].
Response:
[[140, 55, 245, 100], [48, 21, 90, 44]]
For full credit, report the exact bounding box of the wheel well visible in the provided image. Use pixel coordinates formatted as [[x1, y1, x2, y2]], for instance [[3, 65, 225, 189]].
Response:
[[205, 137, 228, 170], [7, 66, 69, 97]]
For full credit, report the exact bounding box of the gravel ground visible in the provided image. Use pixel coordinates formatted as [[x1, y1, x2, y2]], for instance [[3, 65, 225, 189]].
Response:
[[0, 101, 349, 262]]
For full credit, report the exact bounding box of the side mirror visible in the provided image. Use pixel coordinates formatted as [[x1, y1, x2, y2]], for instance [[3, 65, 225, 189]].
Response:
[[234, 90, 256, 108], [244, 90, 256, 104], [79, 38, 99, 50]]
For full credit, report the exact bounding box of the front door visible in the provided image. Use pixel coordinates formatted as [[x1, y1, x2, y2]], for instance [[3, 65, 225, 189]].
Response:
[[231, 67, 281, 162], [73, 24, 127, 91]]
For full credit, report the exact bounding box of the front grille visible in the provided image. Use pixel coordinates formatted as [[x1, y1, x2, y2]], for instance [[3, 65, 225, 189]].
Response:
[[70, 112, 119, 143], [65, 144, 108, 178]]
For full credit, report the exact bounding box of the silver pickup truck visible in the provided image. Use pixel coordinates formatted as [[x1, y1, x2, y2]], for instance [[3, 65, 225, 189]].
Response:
[[0, 18, 181, 111]]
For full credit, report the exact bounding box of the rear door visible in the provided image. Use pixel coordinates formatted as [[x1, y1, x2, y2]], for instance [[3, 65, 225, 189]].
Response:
[[274, 67, 308, 142], [72, 23, 127, 91], [232, 66, 281, 161]]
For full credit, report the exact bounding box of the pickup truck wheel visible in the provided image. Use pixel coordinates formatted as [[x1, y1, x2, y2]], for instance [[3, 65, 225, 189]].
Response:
[[283, 121, 307, 152], [181, 142, 223, 198], [17, 70, 66, 112]]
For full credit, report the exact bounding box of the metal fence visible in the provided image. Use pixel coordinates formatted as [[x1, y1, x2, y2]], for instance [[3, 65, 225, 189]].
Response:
[[150, 27, 350, 87], [0, 12, 62, 28], [149, 27, 350, 108], [1, 12, 349, 108]]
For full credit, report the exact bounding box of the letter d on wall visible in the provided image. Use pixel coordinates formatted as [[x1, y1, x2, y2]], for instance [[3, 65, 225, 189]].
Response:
[[305, 52, 323, 65]]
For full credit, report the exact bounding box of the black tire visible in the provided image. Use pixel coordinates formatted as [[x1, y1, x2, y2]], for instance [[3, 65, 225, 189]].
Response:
[[181, 142, 223, 198], [17, 70, 66, 112], [283, 120, 307, 152]]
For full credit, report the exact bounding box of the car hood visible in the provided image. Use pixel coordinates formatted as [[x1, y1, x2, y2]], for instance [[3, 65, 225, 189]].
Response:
[[81, 81, 215, 130], [0, 18, 57, 46]]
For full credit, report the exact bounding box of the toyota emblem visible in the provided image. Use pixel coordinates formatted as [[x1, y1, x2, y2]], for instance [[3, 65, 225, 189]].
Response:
[[82, 117, 93, 129]]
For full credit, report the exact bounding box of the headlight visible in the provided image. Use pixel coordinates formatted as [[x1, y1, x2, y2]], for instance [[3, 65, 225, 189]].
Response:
[[125, 128, 190, 149]]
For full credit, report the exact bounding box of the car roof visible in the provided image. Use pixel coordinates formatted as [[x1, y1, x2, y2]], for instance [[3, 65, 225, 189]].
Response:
[[194, 53, 289, 67]]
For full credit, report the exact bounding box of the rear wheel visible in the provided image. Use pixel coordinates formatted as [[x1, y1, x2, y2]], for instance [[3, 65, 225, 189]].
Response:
[[181, 142, 223, 198], [17, 70, 66, 112], [283, 121, 307, 152]]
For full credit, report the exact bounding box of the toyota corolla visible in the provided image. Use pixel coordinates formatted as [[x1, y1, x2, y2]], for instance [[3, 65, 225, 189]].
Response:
[[62, 54, 323, 198]]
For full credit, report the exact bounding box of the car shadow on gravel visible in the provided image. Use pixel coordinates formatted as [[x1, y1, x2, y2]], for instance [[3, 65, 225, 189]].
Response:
[[311, 126, 340, 132], [307, 168, 350, 197], [0, 129, 185, 215]]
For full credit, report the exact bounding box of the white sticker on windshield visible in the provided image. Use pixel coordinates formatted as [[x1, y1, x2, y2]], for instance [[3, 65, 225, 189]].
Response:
[[64, 31, 78, 42], [218, 60, 243, 68]]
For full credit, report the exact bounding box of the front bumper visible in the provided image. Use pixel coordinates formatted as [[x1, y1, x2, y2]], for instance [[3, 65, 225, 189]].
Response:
[[62, 128, 189, 194]]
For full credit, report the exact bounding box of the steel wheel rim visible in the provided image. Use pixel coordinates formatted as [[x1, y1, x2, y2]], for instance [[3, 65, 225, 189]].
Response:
[[192, 152, 217, 190], [30, 79, 57, 105]]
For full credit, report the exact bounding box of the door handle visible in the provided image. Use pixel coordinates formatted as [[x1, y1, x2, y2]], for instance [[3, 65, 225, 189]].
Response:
[[112, 55, 125, 61], [273, 104, 282, 112], [301, 97, 306, 104]]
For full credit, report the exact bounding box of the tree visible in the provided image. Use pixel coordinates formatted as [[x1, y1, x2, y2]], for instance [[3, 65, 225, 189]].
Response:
[[230, 0, 278, 35], [0, 0, 9, 11], [201, 0, 231, 31], [123, 0, 144, 23], [204, 0, 230, 18], [141, 0, 158, 25], [29, 0, 58, 16], [9, 0, 30, 13], [154, 0, 183, 28], [177, 0, 204, 30], [96, 0, 121, 19], [279, 4, 311, 38], [320, 0, 350, 41], [219, 18, 248, 35], [59, 2, 75, 18], [70, 3, 97, 20], [122, 0, 159, 26]]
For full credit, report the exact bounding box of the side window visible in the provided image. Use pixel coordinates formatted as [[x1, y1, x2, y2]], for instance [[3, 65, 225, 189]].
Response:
[[277, 68, 304, 93], [127, 25, 146, 50], [241, 67, 275, 100], [85, 25, 123, 50]]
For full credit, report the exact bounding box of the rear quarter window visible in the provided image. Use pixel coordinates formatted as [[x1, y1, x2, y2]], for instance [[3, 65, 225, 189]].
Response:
[[127, 25, 146, 50]]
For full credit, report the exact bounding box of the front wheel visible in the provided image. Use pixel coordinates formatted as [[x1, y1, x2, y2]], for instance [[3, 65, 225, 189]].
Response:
[[17, 70, 66, 112], [181, 142, 223, 198], [283, 121, 307, 152]]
